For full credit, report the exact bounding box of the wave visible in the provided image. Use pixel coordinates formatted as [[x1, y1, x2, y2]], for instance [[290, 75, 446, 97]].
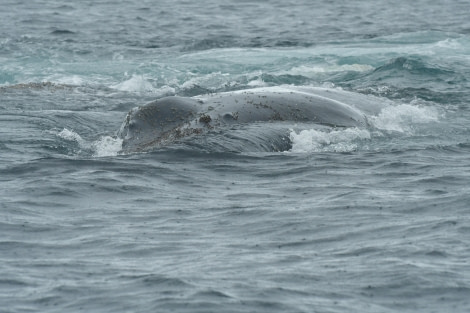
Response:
[[370, 103, 440, 133], [372, 57, 455, 77], [289, 102, 440, 154], [2, 31, 468, 106]]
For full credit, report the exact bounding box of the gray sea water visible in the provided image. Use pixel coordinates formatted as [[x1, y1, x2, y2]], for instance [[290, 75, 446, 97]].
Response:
[[1, 0, 470, 312]]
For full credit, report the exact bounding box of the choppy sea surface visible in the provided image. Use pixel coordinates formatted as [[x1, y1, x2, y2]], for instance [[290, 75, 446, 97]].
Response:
[[2, 0, 470, 312]]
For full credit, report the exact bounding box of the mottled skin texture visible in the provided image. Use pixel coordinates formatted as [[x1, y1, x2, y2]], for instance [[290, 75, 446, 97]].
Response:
[[118, 87, 367, 152]]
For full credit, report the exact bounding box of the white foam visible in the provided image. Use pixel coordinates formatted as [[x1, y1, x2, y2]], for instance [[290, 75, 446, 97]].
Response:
[[91, 136, 123, 157], [434, 38, 463, 50], [111, 74, 155, 93], [42, 75, 85, 86], [289, 127, 371, 153], [155, 85, 177, 96], [55, 75, 85, 86], [283, 64, 374, 76], [247, 77, 269, 87], [57, 128, 122, 157], [180, 72, 229, 90], [58, 128, 89, 149], [370, 103, 439, 133]]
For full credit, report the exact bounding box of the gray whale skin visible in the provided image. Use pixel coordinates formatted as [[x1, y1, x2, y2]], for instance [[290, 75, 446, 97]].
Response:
[[117, 86, 368, 152]]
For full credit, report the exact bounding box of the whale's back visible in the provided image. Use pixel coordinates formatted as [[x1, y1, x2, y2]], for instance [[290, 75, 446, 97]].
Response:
[[118, 87, 370, 152]]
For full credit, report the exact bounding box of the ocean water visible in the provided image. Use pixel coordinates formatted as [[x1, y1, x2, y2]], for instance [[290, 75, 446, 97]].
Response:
[[1, 0, 470, 312]]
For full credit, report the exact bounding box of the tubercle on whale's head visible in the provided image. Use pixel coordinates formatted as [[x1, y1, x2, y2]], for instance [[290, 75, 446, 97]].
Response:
[[117, 96, 200, 151]]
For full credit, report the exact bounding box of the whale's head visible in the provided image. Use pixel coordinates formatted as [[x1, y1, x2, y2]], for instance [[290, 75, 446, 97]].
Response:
[[118, 96, 198, 152]]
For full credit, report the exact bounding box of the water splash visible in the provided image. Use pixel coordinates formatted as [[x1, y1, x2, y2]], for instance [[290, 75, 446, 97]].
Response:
[[289, 127, 371, 153], [370, 103, 439, 133], [111, 74, 156, 93], [57, 128, 122, 157], [57, 128, 88, 147], [91, 136, 123, 157]]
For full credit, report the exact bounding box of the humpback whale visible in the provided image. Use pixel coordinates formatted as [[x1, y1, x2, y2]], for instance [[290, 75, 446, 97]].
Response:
[[118, 87, 369, 152]]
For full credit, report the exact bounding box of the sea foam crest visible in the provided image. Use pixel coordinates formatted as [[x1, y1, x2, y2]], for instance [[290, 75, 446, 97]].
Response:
[[370, 103, 439, 133], [57, 128, 122, 157], [58, 128, 88, 147], [283, 64, 374, 76], [289, 127, 371, 153], [111, 74, 156, 93], [47, 75, 85, 86], [91, 136, 123, 157], [289, 101, 439, 153]]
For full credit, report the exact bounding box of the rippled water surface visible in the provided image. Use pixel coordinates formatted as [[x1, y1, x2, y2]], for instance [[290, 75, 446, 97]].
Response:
[[1, 1, 470, 312]]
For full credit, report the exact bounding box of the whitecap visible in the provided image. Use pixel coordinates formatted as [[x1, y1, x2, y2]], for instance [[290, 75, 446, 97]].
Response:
[[57, 128, 122, 157], [57, 128, 89, 149], [91, 136, 123, 157], [111, 74, 155, 93], [283, 64, 374, 76], [289, 127, 371, 153], [247, 77, 269, 87], [370, 104, 439, 133]]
